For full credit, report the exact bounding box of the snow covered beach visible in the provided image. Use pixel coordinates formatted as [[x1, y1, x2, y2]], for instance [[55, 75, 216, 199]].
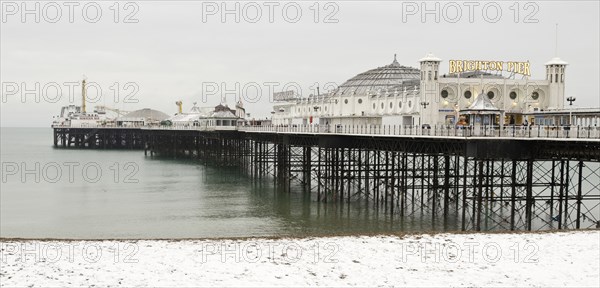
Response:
[[1, 231, 599, 287]]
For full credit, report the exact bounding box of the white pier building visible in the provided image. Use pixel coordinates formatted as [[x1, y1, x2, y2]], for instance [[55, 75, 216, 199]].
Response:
[[270, 53, 594, 128]]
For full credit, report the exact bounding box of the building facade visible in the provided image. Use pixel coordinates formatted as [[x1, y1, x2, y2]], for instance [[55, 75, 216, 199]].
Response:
[[271, 53, 569, 127]]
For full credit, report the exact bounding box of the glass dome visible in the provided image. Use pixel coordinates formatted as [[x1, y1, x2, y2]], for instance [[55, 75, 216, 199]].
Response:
[[335, 55, 421, 95], [122, 108, 170, 121]]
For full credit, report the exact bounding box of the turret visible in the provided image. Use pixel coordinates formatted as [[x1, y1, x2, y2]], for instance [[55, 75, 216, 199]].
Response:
[[419, 53, 442, 125], [235, 99, 245, 118], [545, 57, 567, 109]]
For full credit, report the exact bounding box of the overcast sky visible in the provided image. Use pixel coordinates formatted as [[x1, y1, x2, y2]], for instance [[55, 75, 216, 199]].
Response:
[[1, 1, 599, 127]]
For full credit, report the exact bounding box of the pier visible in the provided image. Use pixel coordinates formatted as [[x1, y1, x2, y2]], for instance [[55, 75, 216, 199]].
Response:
[[52, 124, 600, 232], [53, 126, 144, 149]]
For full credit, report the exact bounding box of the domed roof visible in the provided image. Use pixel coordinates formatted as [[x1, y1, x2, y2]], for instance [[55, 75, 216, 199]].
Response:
[[545, 57, 568, 65], [336, 54, 420, 95], [122, 108, 170, 121], [419, 53, 441, 62]]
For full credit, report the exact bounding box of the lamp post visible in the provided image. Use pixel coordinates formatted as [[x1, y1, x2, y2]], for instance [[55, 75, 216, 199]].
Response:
[[567, 96, 576, 125], [454, 104, 460, 125], [420, 101, 429, 127]]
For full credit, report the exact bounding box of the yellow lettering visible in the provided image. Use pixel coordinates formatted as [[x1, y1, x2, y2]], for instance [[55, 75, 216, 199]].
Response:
[[489, 61, 497, 70], [482, 61, 489, 70], [456, 60, 463, 73], [449, 60, 456, 74], [465, 61, 474, 71], [507, 62, 515, 73], [523, 62, 531, 76], [495, 61, 503, 72], [449, 60, 531, 75]]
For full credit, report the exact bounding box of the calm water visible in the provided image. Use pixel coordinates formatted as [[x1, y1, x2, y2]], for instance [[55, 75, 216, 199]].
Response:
[[1, 128, 436, 239]]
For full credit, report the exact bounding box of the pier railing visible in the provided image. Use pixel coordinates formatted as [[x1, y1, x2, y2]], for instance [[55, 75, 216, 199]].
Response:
[[239, 124, 600, 139], [142, 125, 237, 131], [53, 123, 600, 139]]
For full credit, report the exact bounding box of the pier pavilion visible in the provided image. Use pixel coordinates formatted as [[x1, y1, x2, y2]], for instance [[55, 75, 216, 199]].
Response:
[[271, 53, 573, 128]]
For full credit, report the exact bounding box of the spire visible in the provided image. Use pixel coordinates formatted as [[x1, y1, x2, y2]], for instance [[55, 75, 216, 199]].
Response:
[[546, 24, 568, 66], [391, 54, 399, 65], [555, 23, 558, 57]]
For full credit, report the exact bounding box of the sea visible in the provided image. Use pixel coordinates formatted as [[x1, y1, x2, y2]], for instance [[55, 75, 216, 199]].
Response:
[[1, 127, 434, 239]]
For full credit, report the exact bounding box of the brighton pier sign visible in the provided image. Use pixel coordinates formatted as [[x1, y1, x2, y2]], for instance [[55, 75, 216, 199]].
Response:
[[449, 60, 531, 76]]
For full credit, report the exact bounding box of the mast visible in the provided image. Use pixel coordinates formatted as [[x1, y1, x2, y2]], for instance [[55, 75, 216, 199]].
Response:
[[555, 23, 559, 57], [81, 78, 86, 114]]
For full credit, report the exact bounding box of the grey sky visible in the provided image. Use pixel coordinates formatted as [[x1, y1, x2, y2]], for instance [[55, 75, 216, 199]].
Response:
[[1, 1, 599, 127]]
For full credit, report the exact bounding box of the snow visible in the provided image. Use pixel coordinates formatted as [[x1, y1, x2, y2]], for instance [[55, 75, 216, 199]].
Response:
[[1, 231, 598, 287]]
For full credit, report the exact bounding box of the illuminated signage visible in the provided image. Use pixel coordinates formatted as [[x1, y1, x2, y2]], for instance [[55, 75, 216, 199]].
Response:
[[449, 60, 531, 76]]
